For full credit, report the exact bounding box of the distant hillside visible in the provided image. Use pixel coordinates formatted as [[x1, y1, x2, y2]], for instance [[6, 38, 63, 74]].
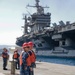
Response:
[[0, 45, 16, 49]]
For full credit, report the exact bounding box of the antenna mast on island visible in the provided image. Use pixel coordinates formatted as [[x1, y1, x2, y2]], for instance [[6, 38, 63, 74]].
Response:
[[27, 0, 49, 14]]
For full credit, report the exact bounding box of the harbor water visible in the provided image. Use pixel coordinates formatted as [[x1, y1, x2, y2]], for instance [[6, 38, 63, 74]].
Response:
[[36, 56, 75, 66]]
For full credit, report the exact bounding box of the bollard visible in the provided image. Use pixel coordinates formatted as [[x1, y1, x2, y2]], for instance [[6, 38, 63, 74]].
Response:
[[10, 60, 16, 75]]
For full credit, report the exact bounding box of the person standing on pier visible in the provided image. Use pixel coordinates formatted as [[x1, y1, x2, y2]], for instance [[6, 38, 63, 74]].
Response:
[[2, 48, 9, 70], [20, 42, 32, 75], [13, 50, 20, 69], [28, 42, 36, 75]]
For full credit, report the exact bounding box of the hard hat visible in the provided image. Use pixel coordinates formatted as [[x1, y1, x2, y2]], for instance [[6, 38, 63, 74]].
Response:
[[22, 42, 29, 48], [28, 41, 34, 47]]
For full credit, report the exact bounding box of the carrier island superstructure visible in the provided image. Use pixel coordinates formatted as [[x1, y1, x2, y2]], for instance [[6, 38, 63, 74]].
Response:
[[16, 0, 75, 57]]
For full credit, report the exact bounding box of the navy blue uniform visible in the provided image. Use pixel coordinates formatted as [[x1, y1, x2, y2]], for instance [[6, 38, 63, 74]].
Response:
[[20, 52, 29, 75], [2, 52, 9, 70]]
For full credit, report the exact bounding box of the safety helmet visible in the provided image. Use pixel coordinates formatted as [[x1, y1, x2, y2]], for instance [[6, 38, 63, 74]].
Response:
[[28, 41, 34, 47], [22, 42, 29, 48]]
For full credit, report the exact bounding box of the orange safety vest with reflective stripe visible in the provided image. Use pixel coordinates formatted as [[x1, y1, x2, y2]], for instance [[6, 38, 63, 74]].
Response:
[[19, 52, 31, 66], [30, 51, 36, 63]]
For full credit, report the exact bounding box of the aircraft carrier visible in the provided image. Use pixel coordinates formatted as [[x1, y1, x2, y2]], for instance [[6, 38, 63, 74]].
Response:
[[16, 0, 75, 57]]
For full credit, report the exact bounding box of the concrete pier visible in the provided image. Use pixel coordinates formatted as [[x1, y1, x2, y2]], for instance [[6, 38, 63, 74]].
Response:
[[0, 56, 75, 75], [35, 61, 75, 75]]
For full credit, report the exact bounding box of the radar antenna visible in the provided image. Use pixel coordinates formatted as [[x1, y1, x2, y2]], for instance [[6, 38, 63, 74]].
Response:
[[27, 0, 49, 14]]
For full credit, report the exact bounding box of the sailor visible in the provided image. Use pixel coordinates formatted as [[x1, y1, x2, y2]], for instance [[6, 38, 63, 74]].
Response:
[[28, 42, 36, 75], [20, 42, 32, 75], [13, 50, 20, 69], [2, 48, 9, 70]]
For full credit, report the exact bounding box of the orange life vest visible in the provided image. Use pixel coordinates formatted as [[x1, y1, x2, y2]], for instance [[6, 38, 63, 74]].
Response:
[[30, 51, 36, 63], [19, 52, 31, 66], [19, 53, 22, 66], [26, 54, 31, 66], [13, 54, 18, 59]]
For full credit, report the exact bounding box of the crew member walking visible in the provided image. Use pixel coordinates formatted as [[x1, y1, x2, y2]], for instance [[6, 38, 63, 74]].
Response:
[[2, 48, 9, 70]]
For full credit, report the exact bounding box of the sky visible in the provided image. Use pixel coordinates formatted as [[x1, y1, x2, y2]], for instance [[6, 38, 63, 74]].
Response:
[[0, 0, 75, 45]]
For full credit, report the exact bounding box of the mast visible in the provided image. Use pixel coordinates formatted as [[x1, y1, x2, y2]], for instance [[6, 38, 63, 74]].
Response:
[[35, 0, 40, 13], [22, 14, 28, 34], [27, 0, 49, 14]]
